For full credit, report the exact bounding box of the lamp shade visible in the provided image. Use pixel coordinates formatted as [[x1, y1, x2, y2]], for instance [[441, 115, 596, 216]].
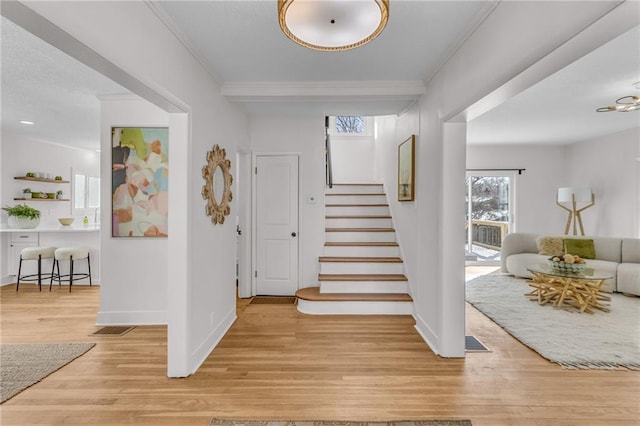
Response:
[[278, 0, 389, 51], [557, 187, 593, 203]]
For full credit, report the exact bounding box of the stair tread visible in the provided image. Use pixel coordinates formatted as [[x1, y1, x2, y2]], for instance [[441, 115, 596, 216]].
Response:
[[325, 242, 399, 247], [326, 193, 385, 197], [319, 256, 402, 263], [296, 287, 412, 302], [319, 274, 408, 281], [326, 204, 389, 207], [331, 183, 383, 186], [326, 228, 395, 232], [326, 215, 392, 219]]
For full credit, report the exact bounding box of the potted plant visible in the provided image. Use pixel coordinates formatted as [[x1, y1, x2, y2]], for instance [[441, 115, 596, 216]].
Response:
[[22, 188, 32, 199], [25, 172, 35, 178], [2, 204, 41, 229], [56, 190, 63, 199], [55, 176, 63, 181]]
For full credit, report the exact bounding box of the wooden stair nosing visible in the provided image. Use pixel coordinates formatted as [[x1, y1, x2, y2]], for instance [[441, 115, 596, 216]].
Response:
[[325, 215, 392, 219], [330, 183, 383, 186], [326, 193, 385, 196], [325, 242, 399, 247], [325, 228, 395, 232], [325, 204, 389, 207], [318, 273, 408, 281], [296, 287, 412, 302], [319, 256, 403, 263]]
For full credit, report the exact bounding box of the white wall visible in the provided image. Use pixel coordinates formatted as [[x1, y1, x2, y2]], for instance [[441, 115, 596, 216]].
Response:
[[98, 97, 169, 325], [374, 107, 420, 298], [1, 134, 99, 226], [466, 144, 568, 235], [0, 134, 101, 283], [331, 135, 376, 183], [566, 127, 640, 238], [249, 116, 325, 290], [466, 126, 640, 239], [16, 1, 250, 377]]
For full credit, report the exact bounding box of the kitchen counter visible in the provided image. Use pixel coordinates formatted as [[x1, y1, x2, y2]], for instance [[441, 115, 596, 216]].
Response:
[[0, 225, 100, 233], [1, 224, 101, 285]]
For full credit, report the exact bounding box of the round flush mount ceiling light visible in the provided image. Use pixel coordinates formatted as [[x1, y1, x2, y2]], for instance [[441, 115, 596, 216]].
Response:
[[278, 0, 389, 51]]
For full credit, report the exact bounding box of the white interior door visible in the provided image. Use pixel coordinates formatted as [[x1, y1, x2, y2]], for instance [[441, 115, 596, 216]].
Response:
[[255, 155, 299, 295]]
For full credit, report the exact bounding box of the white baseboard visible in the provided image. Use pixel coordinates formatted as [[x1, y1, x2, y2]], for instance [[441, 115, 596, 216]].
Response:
[[414, 313, 440, 356], [189, 308, 237, 375], [96, 310, 167, 326]]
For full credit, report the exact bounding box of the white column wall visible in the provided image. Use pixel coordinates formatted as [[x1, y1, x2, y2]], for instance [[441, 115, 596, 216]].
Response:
[[98, 97, 169, 325]]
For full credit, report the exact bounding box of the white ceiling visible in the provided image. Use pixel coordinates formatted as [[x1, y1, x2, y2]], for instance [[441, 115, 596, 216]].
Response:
[[1, 1, 638, 151], [468, 24, 640, 145], [0, 17, 127, 150]]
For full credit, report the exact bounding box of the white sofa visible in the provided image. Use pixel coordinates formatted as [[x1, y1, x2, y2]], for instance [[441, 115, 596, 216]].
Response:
[[500, 233, 640, 296]]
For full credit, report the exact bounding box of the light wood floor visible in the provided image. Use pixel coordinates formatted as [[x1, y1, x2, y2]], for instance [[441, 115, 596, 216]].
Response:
[[1, 269, 639, 426]]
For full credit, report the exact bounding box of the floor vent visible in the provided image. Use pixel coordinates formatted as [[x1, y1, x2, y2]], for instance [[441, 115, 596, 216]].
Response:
[[465, 335, 491, 352], [91, 326, 134, 336], [249, 297, 296, 305]]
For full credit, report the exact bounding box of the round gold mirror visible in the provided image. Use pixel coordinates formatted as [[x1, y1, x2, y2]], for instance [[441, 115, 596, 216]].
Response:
[[201, 144, 233, 225]]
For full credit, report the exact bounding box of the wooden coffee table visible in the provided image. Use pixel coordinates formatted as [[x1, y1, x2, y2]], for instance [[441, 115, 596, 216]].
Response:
[[526, 264, 613, 313]]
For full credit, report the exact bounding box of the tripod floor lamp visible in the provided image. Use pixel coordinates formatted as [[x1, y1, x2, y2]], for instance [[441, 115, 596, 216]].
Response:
[[556, 187, 595, 236]]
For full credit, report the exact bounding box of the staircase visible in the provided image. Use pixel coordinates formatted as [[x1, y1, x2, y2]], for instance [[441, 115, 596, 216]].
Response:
[[296, 183, 413, 315]]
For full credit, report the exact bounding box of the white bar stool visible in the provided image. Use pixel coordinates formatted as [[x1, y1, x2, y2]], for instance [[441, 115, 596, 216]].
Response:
[[17, 246, 57, 291], [52, 247, 92, 292]]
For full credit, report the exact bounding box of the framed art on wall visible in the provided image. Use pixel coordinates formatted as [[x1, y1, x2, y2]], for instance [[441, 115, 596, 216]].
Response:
[[398, 135, 415, 201], [112, 127, 169, 237]]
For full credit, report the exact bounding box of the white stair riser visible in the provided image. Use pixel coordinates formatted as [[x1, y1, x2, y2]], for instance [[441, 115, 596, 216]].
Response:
[[319, 281, 408, 294], [323, 245, 399, 257], [326, 185, 384, 194], [319, 262, 404, 275], [326, 205, 390, 215], [297, 299, 413, 315], [325, 231, 396, 243], [325, 218, 393, 228], [324, 195, 388, 204]]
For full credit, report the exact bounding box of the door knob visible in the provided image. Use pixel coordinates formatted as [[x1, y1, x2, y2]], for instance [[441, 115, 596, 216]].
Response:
[[291, 232, 297, 237]]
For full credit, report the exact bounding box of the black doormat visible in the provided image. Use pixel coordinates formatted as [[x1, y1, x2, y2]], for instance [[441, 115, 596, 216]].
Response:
[[465, 335, 491, 352], [91, 326, 134, 336], [249, 297, 297, 305]]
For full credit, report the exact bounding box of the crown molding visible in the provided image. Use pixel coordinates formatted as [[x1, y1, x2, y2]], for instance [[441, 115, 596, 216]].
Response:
[[221, 80, 426, 102]]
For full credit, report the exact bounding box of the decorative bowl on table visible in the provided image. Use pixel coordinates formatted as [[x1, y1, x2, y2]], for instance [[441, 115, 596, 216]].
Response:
[[548, 260, 586, 273], [58, 217, 74, 226]]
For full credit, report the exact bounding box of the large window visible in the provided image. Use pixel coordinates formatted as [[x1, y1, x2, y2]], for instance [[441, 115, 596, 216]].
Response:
[[73, 170, 100, 215], [465, 171, 516, 263], [328, 116, 373, 136]]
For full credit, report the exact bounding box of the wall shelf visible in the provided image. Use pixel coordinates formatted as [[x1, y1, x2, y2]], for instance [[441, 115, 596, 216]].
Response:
[[14, 176, 70, 184], [14, 198, 70, 202]]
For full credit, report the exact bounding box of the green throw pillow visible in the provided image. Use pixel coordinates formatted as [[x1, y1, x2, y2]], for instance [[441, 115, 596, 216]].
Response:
[[564, 238, 596, 259]]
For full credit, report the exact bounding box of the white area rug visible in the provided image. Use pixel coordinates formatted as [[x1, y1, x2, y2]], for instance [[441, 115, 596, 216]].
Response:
[[466, 273, 640, 370]]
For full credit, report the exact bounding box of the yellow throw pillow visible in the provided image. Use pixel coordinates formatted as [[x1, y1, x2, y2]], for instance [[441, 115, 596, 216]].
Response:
[[564, 238, 596, 259], [536, 236, 564, 256]]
